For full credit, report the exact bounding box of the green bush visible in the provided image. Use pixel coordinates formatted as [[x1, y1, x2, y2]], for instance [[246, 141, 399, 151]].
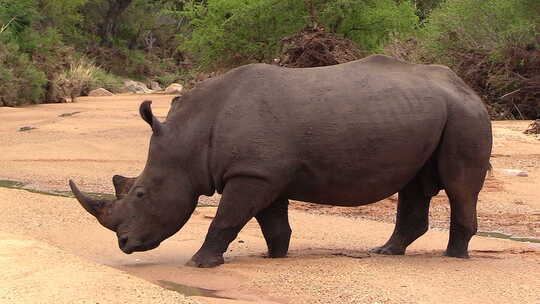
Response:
[[52, 57, 126, 99], [181, 0, 419, 69], [53, 57, 98, 100], [0, 41, 47, 106], [412, 0, 443, 20], [320, 0, 419, 52], [395, 0, 540, 118], [181, 0, 309, 69], [156, 72, 186, 87], [0, 0, 39, 37], [421, 0, 538, 56], [90, 69, 125, 93]]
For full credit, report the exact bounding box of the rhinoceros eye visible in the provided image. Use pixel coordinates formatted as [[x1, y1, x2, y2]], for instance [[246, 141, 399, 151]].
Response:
[[135, 189, 145, 198]]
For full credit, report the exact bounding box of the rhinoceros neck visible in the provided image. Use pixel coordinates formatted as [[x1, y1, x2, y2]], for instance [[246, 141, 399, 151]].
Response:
[[165, 86, 225, 197]]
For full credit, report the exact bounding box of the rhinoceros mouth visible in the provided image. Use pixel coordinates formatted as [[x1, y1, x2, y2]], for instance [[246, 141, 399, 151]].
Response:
[[121, 240, 161, 254]]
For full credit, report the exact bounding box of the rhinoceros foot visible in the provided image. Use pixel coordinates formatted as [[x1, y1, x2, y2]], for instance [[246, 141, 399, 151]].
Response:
[[186, 252, 225, 268], [267, 250, 288, 259], [369, 245, 406, 256], [444, 249, 470, 259]]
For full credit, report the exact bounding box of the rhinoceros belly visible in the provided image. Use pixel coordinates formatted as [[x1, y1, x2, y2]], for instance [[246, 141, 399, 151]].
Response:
[[281, 94, 446, 205]]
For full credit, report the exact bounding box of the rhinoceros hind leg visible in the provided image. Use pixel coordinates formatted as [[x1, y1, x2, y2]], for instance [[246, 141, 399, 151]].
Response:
[[442, 177, 483, 259], [370, 177, 431, 256], [437, 108, 491, 258], [256, 198, 292, 258], [442, 178, 484, 259], [187, 177, 277, 268], [438, 141, 489, 258]]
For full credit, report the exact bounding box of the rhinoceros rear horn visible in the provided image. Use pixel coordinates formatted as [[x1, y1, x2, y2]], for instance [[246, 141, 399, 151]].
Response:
[[112, 175, 136, 199], [69, 180, 116, 230], [139, 100, 163, 135]]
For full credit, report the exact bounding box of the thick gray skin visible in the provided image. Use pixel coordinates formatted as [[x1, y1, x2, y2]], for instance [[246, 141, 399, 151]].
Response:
[[71, 55, 492, 268]]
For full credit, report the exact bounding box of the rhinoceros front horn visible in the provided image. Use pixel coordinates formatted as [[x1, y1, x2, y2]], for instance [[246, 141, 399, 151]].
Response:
[[69, 180, 117, 230]]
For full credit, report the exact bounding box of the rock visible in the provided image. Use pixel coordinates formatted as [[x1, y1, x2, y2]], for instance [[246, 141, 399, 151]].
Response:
[[524, 119, 540, 134], [124, 80, 153, 94], [164, 83, 183, 95], [58, 111, 81, 117], [149, 81, 162, 91], [88, 88, 114, 97], [19, 126, 37, 132], [503, 169, 528, 177]]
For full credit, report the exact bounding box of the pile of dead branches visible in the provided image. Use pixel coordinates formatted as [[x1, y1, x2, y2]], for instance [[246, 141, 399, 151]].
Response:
[[278, 26, 363, 68], [524, 119, 540, 134]]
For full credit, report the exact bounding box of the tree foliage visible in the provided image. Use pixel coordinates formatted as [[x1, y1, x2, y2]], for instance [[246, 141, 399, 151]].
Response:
[[320, 0, 418, 51], [0, 40, 47, 106], [422, 0, 538, 54], [392, 0, 540, 118], [1, 0, 538, 117], [180, 0, 308, 68], [181, 0, 419, 69]]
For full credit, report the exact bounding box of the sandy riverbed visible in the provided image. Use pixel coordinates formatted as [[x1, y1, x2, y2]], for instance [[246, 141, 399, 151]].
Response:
[[0, 95, 538, 303]]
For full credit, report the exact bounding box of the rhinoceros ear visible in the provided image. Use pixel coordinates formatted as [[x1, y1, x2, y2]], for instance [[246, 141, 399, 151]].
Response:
[[139, 100, 163, 135]]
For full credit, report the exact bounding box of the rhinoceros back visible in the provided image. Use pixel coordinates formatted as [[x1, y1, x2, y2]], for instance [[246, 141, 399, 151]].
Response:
[[193, 55, 482, 205]]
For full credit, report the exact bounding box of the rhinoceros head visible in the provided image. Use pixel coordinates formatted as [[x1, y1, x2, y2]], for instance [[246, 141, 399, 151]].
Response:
[[70, 100, 198, 254]]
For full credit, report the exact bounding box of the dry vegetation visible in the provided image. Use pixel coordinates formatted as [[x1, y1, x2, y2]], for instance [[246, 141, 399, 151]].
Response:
[[278, 26, 363, 68]]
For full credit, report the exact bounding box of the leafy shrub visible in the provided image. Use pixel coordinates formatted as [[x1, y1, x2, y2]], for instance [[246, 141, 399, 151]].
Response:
[[0, 0, 39, 37], [90, 69, 125, 93], [0, 41, 47, 106], [156, 72, 186, 87], [423, 0, 539, 118], [388, 0, 540, 119], [319, 0, 419, 52], [52, 57, 98, 100], [412, 0, 443, 20], [181, 0, 419, 69], [421, 0, 538, 56], [181, 0, 309, 69], [53, 56, 125, 98]]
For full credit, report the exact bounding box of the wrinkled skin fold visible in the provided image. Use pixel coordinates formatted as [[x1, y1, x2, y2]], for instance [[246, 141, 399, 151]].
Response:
[[71, 55, 492, 267]]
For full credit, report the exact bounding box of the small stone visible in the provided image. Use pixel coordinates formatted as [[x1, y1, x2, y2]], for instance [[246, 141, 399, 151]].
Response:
[[503, 169, 528, 177], [19, 126, 37, 132], [59, 111, 81, 117], [164, 83, 183, 95], [149, 81, 162, 91], [88, 88, 114, 97], [524, 119, 540, 134], [124, 80, 153, 94]]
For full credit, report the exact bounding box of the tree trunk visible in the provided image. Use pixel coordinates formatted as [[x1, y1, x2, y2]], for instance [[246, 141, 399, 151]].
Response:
[[99, 0, 133, 47], [303, 0, 321, 28]]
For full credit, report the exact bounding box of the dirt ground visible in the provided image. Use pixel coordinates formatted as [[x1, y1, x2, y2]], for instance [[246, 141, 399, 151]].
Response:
[[0, 95, 539, 303]]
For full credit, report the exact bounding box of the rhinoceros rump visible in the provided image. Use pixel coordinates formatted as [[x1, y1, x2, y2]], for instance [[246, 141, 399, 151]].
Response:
[[70, 55, 492, 267]]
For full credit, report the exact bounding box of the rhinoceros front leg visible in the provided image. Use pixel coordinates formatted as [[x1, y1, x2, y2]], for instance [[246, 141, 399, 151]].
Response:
[[255, 199, 292, 258], [187, 177, 276, 268], [371, 179, 431, 255]]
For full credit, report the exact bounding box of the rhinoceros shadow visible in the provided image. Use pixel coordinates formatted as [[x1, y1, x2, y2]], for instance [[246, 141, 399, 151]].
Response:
[[242, 248, 505, 262]]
